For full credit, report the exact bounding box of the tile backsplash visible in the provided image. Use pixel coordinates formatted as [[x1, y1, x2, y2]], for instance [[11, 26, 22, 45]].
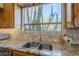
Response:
[[16, 31, 64, 43], [0, 28, 79, 44], [0, 29, 64, 43]]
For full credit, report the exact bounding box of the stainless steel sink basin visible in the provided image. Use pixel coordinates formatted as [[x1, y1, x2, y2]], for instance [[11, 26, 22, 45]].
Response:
[[23, 42, 39, 48], [38, 43, 52, 51], [23, 42, 52, 51]]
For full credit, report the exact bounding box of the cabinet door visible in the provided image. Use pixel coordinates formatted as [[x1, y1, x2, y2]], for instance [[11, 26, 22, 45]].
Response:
[[0, 10, 4, 28], [0, 3, 3, 8], [73, 3, 78, 26], [13, 51, 28, 56], [66, 3, 78, 28], [77, 4, 79, 25], [4, 3, 14, 28], [63, 4, 73, 28], [12, 50, 36, 56]]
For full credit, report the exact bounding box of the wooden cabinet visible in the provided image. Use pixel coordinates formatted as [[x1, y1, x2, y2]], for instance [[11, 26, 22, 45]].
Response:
[[77, 4, 79, 25], [73, 3, 79, 26], [0, 3, 14, 28], [65, 4, 74, 28], [12, 50, 38, 56], [63, 4, 73, 29], [65, 3, 79, 28], [3, 3, 14, 28], [12, 50, 29, 56], [0, 10, 4, 28], [0, 3, 3, 9]]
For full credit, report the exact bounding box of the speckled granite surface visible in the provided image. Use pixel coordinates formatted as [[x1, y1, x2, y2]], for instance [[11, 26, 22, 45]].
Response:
[[0, 38, 79, 56], [0, 29, 79, 56]]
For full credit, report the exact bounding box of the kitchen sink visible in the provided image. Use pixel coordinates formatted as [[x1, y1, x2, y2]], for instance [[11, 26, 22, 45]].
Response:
[[23, 42, 52, 51], [23, 42, 39, 48], [38, 43, 52, 51]]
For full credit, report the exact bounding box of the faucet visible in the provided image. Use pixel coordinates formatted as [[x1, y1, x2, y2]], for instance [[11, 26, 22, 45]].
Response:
[[38, 35, 41, 42], [38, 31, 42, 43]]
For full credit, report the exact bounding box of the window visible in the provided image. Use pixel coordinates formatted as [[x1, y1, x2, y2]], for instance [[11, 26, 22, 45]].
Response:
[[21, 3, 62, 32]]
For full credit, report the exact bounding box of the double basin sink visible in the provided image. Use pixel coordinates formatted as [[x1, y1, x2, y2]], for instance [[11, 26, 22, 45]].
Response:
[[23, 42, 52, 51]]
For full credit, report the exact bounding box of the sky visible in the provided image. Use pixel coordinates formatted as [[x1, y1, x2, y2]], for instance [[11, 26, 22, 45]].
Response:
[[42, 3, 61, 22], [24, 3, 62, 24]]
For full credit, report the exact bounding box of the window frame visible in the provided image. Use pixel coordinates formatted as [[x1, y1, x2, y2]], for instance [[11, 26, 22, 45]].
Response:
[[20, 3, 64, 32]]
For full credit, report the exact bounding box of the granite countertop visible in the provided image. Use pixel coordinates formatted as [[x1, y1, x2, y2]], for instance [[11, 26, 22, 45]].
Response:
[[0, 38, 79, 56]]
